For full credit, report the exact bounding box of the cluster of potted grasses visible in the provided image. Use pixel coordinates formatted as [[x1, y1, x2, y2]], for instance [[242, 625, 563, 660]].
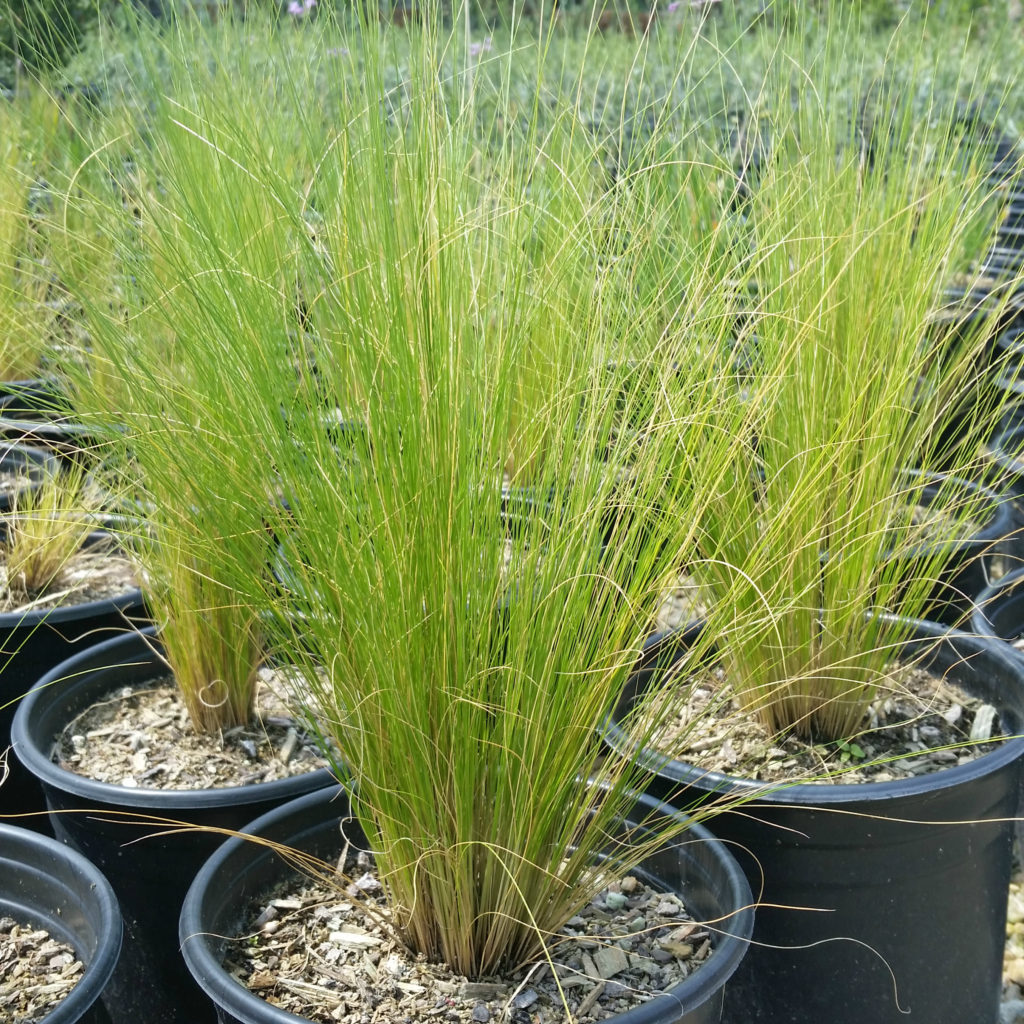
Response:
[[5, 2, 1024, 1023]]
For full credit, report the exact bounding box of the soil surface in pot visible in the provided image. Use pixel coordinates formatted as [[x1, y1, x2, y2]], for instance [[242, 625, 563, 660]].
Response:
[[642, 659, 1002, 785], [54, 667, 327, 789], [0, 542, 137, 613], [0, 916, 84, 1022], [223, 855, 711, 1024]]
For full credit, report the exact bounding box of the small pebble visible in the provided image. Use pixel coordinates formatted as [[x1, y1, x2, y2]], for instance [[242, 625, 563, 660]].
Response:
[[383, 954, 405, 977], [279, 727, 299, 765], [1001, 1000, 1024, 1024], [593, 945, 629, 979], [471, 1004, 490, 1023], [511, 989, 538, 1010], [253, 906, 278, 929]]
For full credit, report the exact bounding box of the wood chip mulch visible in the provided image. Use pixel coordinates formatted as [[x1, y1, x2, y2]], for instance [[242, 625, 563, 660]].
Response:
[[0, 543, 137, 613], [221, 854, 716, 1024], [642, 658, 1000, 785], [0, 916, 83, 1023], [55, 667, 329, 790]]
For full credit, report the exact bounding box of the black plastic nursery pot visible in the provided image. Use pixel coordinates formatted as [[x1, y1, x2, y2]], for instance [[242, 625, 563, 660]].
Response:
[[979, 245, 1024, 278], [11, 628, 337, 1024], [0, 376, 56, 413], [604, 617, 1024, 1024], [0, 416, 100, 463], [997, 223, 1024, 254], [1003, 205, 1024, 237], [1003, 195, 1024, 231], [894, 469, 1024, 624], [992, 323, 1024, 376], [973, 566, 1024, 641], [970, 570, 1024, 850], [0, 529, 147, 833], [0, 379, 102, 463], [180, 784, 754, 1024], [0, 823, 121, 1024]]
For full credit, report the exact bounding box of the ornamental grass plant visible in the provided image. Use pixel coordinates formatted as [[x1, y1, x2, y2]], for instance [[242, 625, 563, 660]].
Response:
[[57, 11, 325, 735], [243, 58, 753, 983], [52, 2, 772, 985], [2, 461, 99, 607], [671, 13, 1024, 746]]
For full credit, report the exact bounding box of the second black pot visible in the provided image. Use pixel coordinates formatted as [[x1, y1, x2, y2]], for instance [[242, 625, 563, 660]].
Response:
[[0, 823, 121, 1023], [605, 618, 1024, 1024], [893, 469, 1024, 624], [11, 628, 337, 1024], [973, 566, 1024, 642], [0, 440, 58, 513], [0, 528, 147, 832]]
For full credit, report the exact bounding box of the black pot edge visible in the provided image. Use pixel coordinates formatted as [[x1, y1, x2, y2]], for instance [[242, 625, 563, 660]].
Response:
[[179, 784, 755, 1024], [972, 565, 1024, 637], [603, 615, 1024, 807], [0, 527, 147, 629], [899, 468, 1021, 549], [0, 823, 122, 1023], [11, 627, 337, 813]]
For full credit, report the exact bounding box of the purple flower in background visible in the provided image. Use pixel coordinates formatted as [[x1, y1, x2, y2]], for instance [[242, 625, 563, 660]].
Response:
[[288, 0, 316, 17], [469, 36, 493, 57], [666, 2, 680, 11]]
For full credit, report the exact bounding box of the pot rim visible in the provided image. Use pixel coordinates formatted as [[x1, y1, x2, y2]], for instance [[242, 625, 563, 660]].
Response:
[[0, 822, 121, 1023], [604, 614, 1024, 806], [179, 783, 754, 1024], [894, 468, 1021, 549], [11, 626, 335, 811], [972, 564, 1024, 638]]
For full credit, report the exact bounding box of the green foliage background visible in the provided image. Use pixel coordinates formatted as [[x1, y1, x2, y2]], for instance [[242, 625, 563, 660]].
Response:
[[0, 0, 111, 87]]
